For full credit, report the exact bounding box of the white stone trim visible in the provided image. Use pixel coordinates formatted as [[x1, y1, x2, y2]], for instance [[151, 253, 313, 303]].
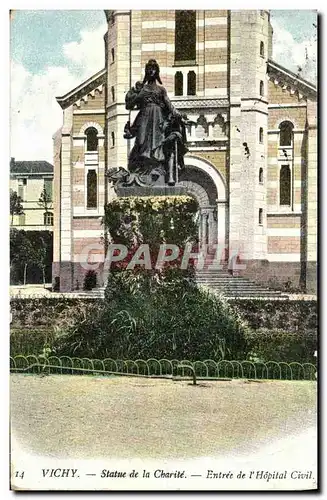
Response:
[[267, 253, 300, 262], [74, 109, 105, 115], [141, 17, 227, 29], [73, 229, 104, 238], [267, 228, 301, 236], [142, 43, 174, 52], [73, 162, 86, 169], [184, 155, 227, 201], [204, 88, 228, 96], [268, 103, 307, 109], [73, 207, 104, 216], [267, 156, 304, 165], [78, 121, 104, 136], [141, 20, 175, 29], [199, 41, 227, 49], [198, 17, 227, 27], [160, 65, 227, 76]]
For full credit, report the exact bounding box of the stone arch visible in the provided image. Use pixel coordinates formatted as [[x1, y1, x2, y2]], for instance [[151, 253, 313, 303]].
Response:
[[272, 116, 299, 130], [182, 155, 227, 251], [184, 155, 227, 201], [178, 180, 210, 208], [79, 121, 104, 136]]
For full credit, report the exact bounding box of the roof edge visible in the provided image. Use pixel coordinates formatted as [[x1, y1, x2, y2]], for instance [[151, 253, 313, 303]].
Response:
[[268, 59, 317, 94], [56, 68, 106, 108]]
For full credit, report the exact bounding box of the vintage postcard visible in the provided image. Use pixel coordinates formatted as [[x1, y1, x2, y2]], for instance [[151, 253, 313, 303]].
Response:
[[9, 8, 318, 491]]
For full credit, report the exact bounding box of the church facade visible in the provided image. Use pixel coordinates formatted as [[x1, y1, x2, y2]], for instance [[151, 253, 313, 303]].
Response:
[[53, 10, 317, 293]]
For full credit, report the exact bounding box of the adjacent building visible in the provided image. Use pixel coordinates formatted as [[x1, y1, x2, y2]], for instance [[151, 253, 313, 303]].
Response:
[[10, 158, 54, 231], [53, 10, 317, 293]]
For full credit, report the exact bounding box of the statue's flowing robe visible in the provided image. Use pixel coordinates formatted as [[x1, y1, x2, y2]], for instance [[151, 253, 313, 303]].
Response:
[[125, 83, 176, 171]]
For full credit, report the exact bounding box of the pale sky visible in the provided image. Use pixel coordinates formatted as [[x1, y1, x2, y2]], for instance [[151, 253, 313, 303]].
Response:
[[10, 10, 317, 163]]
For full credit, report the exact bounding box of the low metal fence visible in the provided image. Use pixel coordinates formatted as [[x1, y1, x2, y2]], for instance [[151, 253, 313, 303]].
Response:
[[10, 355, 317, 381]]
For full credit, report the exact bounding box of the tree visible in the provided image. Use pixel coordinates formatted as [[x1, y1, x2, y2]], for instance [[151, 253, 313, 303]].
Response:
[[10, 228, 35, 285], [34, 237, 47, 285], [21, 237, 35, 285], [38, 188, 53, 225], [10, 189, 24, 225]]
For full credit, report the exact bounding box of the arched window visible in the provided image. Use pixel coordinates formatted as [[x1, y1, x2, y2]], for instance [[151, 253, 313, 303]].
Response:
[[174, 72, 183, 96], [44, 212, 53, 226], [259, 127, 264, 143], [259, 167, 264, 184], [85, 127, 98, 151], [260, 41, 264, 57], [175, 10, 196, 62], [259, 208, 263, 225], [87, 170, 97, 209], [111, 131, 115, 148], [111, 48, 115, 63], [279, 121, 294, 147], [280, 165, 291, 206], [260, 80, 264, 97], [111, 86, 115, 102], [187, 71, 196, 96]]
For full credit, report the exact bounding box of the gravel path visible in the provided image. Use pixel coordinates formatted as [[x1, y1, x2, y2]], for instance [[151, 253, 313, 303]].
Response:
[[10, 374, 316, 460]]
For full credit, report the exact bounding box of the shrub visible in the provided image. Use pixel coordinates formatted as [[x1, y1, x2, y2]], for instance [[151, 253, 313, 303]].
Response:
[[10, 327, 55, 356], [245, 328, 317, 364], [229, 298, 317, 333], [52, 269, 250, 361], [83, 270, 97, 290]]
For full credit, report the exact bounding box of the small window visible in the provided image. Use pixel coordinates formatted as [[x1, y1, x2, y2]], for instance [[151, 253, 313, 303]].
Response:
[[280, 165, 291, 206], [87, 170, 97, 209], [260, 41, 264, 57], [259, 127, 264, 143], [259, 167, 264, 184], [111, 131, 115, 148], [259, 80, 264, 97], [44, 212, 54, 226], [174, 72, 183, 96], [259, 208, 263, 225], [279, 121, 294, 147], [85, 127, 98, 151], [187, 71, 196, 96], [111, 86, 115, 102], [111, 48, 115, 63], [22, 178, 27, 186]]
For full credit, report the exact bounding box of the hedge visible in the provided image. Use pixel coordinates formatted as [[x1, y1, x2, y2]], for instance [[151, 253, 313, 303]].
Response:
[[10, 296, 318, 333], [228, 298, 317, 333]]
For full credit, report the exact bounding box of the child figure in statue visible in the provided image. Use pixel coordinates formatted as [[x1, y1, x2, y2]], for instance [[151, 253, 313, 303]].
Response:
[[123, 81, 144, 139]]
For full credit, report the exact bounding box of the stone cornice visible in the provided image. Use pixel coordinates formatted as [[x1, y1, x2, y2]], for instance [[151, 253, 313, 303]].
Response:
[[56, 69, 106, 110], [171, 97, 229, 110], [267, 59, 317, 100]]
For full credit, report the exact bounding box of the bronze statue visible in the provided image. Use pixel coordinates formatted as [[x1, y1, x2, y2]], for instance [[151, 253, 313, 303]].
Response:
[[123, 59, 188, 185]]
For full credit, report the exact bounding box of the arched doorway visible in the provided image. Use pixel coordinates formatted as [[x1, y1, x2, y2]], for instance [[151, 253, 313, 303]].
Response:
[[181, 156, 227, 253]]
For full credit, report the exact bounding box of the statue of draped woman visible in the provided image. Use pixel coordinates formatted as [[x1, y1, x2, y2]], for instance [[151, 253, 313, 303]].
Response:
[[124, 59, 188, 184]]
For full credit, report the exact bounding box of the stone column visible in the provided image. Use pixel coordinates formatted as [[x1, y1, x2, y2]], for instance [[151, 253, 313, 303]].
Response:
[[306, 100, 317, 293], [207, 208, 215, 249], [217, 202, 226, 258], [201, 210, 208, 250], [60, 106, 73, 292], [183, 70, 188, 96]]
